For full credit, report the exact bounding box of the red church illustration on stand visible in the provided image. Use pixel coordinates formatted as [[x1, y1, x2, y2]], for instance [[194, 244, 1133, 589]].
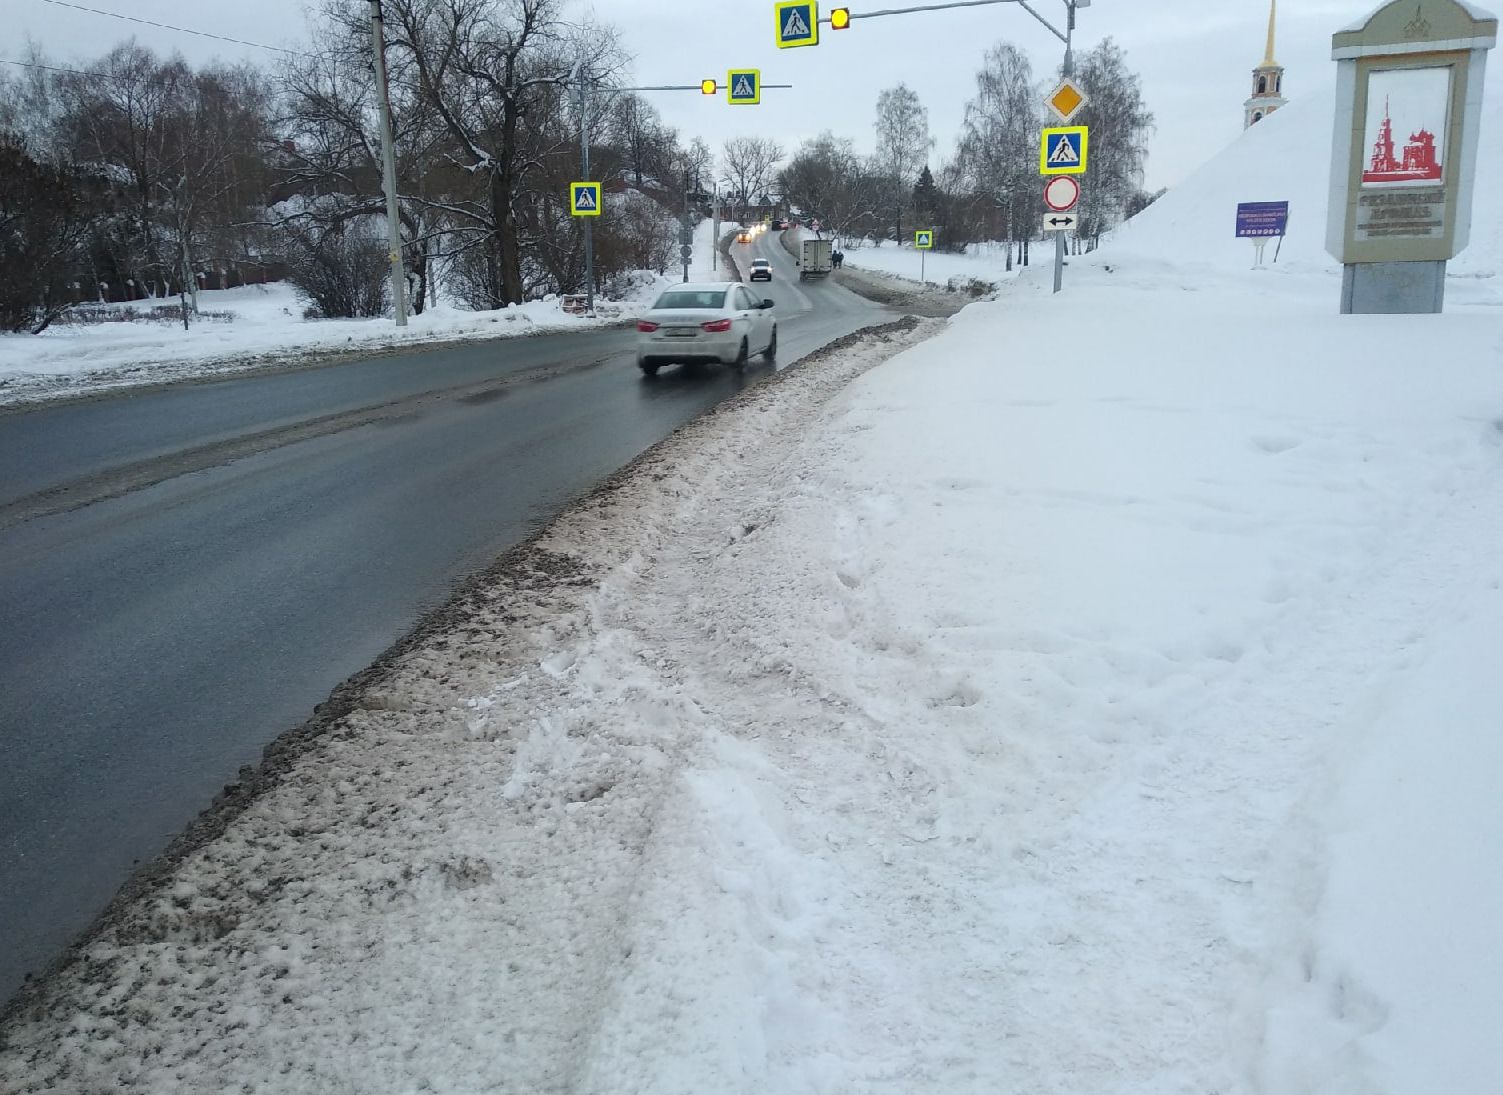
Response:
[[1362, 97, 1443, 184]]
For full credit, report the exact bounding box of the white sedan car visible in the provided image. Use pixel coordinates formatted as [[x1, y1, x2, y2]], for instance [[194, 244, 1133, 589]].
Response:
[[635, 282, 777, 376]]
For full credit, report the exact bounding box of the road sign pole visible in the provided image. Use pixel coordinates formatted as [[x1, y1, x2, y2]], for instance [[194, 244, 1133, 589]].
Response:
[[921, 249, 926, 284], [1054, 2, 1076, 295], [576, 79, 596, 317]]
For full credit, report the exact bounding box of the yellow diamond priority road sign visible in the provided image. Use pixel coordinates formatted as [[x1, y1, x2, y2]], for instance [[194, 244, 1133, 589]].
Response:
[[1044, 78, 1088, 124]]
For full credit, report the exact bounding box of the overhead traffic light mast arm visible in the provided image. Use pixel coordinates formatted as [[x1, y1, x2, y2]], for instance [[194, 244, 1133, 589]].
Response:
[[820, 0, 1074, 45]]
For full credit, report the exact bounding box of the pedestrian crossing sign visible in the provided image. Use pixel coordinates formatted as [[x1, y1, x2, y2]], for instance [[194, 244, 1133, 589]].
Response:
[[1040, 126, 1088, 176], [570, 181, 601, 217], [727, 69, 761, 104], [914, 229, 934, 250], [775, 1, 819, 48]]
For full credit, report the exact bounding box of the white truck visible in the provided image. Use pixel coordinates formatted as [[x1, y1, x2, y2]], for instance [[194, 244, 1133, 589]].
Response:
[[797, 237, 834, 281]]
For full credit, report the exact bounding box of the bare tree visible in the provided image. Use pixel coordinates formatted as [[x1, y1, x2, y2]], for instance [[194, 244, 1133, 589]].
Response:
[[872, 83, 931, 242], [778, 131, 877, 244], [720, 135, 784, 221], [373, 0, 622, 307], [0, 135, 104, 332], [954, 41, 1040, 267], [1067, 37, 1154, 246]]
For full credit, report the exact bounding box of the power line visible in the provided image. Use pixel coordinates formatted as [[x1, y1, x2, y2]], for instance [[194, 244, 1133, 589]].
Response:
[[36, 0, 307, 56], [1, 56, 123, 81]]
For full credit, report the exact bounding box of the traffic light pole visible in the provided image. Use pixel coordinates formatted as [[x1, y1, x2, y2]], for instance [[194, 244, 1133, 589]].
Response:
[[1054, 1, 1077, 295]]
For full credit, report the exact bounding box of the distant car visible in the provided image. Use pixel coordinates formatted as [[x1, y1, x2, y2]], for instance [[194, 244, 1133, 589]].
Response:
[[772, 218, 789, 230], [635, 283, 777, 376], [737, 230, 752, 244], [749, 258, 773, 282]]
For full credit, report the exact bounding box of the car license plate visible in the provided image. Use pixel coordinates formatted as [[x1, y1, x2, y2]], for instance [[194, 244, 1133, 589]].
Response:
[[667, 327, 696, 337]]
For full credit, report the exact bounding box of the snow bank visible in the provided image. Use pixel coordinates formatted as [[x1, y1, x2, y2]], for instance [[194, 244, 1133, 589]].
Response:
[[844, 238, 1026, 291], [0, 273, 677, 407]]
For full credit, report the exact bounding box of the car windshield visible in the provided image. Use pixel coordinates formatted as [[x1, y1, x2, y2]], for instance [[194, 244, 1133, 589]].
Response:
[[653, 289, 729, 310], [752, 260, 770, 268]]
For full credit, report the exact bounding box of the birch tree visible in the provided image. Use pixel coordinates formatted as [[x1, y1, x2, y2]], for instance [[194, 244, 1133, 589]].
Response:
[[872, 83, 931, 242]]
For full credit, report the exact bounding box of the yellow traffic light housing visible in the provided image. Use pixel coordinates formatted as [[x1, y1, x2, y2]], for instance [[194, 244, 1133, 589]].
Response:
[[700, 79, 717, 95], [831, 7, 851, 29]]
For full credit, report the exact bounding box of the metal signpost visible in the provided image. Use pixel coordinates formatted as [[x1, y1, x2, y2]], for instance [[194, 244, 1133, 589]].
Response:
[[1236, 200, 1289, 266], [1325, 0, 1495, 313], [915, 228, 934, 283]]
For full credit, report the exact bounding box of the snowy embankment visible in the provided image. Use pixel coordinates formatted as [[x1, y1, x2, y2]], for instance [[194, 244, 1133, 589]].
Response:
[[4, 82, 1503, 1094], [843, 237, 1026, 291], [0, 220, 731, 407]]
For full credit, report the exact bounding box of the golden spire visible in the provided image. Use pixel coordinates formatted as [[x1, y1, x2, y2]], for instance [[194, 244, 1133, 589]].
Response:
[[1263, 0, 1279, 67]]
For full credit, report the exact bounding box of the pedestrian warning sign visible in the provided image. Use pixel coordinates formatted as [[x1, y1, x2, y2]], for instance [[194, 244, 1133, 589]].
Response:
[[775, 1, 819, 48], [570, 181, 601, 217], [914, 229, 934, 250], [1040, 126, 1088, 176], [727, 69, 761, 104]]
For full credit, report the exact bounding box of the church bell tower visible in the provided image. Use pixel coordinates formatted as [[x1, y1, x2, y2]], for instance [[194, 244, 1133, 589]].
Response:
[[1244, 0, 1289, 128]]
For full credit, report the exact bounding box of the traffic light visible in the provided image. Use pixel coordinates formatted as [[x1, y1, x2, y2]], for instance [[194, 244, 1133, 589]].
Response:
[[830, 7, 851, 29], [700, 79, 717, 95]]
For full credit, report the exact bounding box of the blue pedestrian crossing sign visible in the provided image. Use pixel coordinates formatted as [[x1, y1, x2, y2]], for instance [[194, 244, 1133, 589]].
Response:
[[570, 181, 601, 217], [1039, 126, 1089, 176], [914, 229, 934, 250], [775, 1, 819, 48], [727, 69, 761, 105]]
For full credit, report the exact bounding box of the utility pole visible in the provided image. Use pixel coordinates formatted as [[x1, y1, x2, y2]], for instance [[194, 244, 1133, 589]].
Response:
[[1054, 0, 1077, 296], [575, 72, 597, 317], [368, 0, 407, 325]]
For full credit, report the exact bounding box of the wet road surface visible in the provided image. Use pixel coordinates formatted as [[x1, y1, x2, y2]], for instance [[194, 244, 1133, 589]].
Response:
[[0, 233, 887, 1000]]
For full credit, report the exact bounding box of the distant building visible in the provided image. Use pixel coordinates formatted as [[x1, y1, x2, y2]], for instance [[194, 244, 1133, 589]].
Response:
[[1244, 0, 1288, 128]]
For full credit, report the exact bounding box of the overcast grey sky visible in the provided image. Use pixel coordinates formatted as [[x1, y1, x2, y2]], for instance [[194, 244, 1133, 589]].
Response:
[[8, 0, 1386, 189]]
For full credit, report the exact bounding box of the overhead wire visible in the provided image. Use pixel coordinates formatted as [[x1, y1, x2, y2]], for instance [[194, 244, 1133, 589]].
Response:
[[35, 0, 308, 56]]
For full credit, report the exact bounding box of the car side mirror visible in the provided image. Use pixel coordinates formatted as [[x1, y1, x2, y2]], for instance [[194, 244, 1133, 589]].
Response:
[[760, 300, 774, 309]]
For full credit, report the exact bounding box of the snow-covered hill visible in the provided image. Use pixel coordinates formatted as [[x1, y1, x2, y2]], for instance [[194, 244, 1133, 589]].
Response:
[[1103, 76, 1503, 279]]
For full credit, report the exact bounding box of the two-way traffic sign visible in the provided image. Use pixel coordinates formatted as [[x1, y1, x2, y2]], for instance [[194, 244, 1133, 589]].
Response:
[[1040, 126, 1089, 176], [1042, 213, 1078, 232], [727, 69, 761, 104], [570, 181, 602, 217], [775, 1, 819, 47]]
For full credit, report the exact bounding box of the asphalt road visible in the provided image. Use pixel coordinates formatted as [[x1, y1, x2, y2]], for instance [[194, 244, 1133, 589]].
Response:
[[0, 232, 885, 1001]]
